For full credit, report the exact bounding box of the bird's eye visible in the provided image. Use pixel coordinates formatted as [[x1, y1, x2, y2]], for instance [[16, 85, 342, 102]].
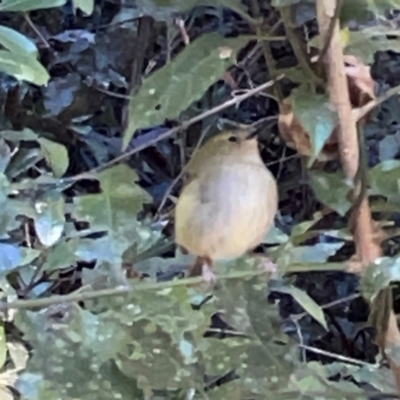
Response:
[[228, 136, 238, 142]]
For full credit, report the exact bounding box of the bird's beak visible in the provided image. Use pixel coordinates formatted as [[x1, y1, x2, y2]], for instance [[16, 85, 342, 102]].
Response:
[[245, 126, 262, 140]]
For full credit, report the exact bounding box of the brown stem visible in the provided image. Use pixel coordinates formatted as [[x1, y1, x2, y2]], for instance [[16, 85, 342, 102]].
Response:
[[316, 0, 400, 395], [66, 76, 283, 182]]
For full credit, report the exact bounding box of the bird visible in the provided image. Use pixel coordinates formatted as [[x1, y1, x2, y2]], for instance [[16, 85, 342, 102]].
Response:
[[174, 128, 278, 282]]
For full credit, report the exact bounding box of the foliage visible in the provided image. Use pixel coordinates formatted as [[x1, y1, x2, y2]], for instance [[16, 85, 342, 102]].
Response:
[[0, 0, 400, 399]]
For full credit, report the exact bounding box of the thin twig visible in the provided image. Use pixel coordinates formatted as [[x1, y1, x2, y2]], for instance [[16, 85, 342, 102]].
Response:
[[298, 344, 376, 367], [0, 268, 268, 312], [65, 76, 284, 183], [290, 293, 360, 322], [354, 83, 400, 122], [24, 13, 50, 48]]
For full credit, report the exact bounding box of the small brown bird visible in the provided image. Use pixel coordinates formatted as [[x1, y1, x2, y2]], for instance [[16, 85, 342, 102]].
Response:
[[175, 128, 278, 281]]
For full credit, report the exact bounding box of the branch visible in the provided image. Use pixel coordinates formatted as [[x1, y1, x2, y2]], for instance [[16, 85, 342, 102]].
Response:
[[315, 0, 400, 396], [0, 268, 268, 312], [66, 76, 284, 182]]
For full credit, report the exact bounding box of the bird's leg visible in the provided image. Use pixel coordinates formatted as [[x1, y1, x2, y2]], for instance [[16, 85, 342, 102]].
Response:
[[249, 253, 278, 279], [201, 261, 217, 283], [188, 256, 217, 283]]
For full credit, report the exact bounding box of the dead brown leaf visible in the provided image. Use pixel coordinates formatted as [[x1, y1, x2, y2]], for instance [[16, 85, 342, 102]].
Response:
[[278, 55, 376, 161]]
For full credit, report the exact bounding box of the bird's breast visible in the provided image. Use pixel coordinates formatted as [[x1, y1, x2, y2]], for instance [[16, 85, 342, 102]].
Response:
[[175, 162, 278, 261]]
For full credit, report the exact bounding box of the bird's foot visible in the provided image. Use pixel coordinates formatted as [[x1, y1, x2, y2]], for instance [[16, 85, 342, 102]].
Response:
[[187, 256, 217, 289], [252, 254, 278, 279], [201, 264, 217, 283]]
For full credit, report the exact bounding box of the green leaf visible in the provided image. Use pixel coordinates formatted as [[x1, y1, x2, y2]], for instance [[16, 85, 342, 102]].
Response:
[[38, 138, 69, 177], [369, 160, 400, 204], [116, 0, 249, 24], [273, 283, 328, 330], [72, 0, 94, 14], [291, 211, 324, 239], [124, 33, 249, 149], [0, 243, 40, 277], [310, 170, 353, 216], [0, 0, 66, 12], [14, 307, 139, 400], [0, 174, 25, 235], [0, 128, 38, 142], [0, 27, 47, 85], [263, 225, 289, 244], [33, 192, 65, 247], [5, 148, 42, 179], [272, 0, 301, 6], [41, 238, 79, 271], [276, 241, 345, 272], [95, 285, 212, 391], [73, 165, 151, 233], [290, 86, 338, 165], [342, 27, 400, 64], [7, 341, 29, 371], [0, 323, 6, 369], [135, 0, 248, 20], [135, 0, 201, 20], [361, 256, 400, 301], [0, 139, 11, 173], [340, 0, 400, 23], [366, 0, 400, 13], [340, 0, 369, 23], [0, 49, 49, 86], [213, 276, 297, 396], [72, 165, 155, 265], [0, 25, 38, 55]]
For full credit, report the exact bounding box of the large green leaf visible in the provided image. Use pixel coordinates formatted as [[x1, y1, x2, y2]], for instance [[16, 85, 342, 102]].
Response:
[[38, 138, 69, 178], [0, 174, 24, 235], [272, 283, 327, 329], [124, 33, 249, 149], [0, 324, 6, 369], [0, 25, 38, 56], [41, 238, 79, 271], [0, 23, 49, 86], [0, 243, 40, 277], [72, 165, 157, 267], [212, 275, 298, 397], [14, 307, 139, 400], [310, 170, 353, 216], [272, 0, 301, 5], [290, 86, 338, 165], [72, 165, 151, 233], [0, 0, 66, 11], [0, 50, 49, 86], [0, 139, 12, 173], [5, 148, 43, 179], [135, 0, 248, 21], [342, 27, 400, 64], [366, 0, 400, 13], [361, 256, 400, 301], [369, 160, 400, 204], [71, 0, 94, 14], [276, 241, 345, 273], [33, 191, 65, 247], [340, 0, 400, 22]]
